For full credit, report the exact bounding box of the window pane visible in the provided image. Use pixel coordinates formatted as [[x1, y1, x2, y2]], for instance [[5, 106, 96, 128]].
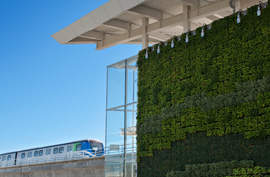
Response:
[[59, 147, 64, 154], [34, 151, 38, 157], [107, 66, 125, 109], [7, 155, 11, 161], [46, 149, 51, 155], [2, 156, 5, 161], [67, 146, 72, 152], [39, 150, 43, 156], [53, 148, 58, 154], [28, 152, 32, 158], [21, 153, 25, 159], [76, 144, 82, 151]]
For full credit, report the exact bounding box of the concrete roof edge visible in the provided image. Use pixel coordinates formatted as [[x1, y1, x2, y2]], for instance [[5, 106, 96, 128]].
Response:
[[52, 0, 147, 44]]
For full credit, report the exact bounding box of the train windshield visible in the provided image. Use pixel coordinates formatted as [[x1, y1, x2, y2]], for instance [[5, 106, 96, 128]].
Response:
[[90, 141, 103, 154]]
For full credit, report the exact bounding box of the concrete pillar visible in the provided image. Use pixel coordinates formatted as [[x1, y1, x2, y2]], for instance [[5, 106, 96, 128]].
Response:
[[142, 17, 149, 49], [183, 4, 191, 33], [235, 0, 241, 12]]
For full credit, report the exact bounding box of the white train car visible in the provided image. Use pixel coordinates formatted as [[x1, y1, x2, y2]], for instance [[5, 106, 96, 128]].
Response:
[[0, 153, 16, 168], [0, 139, 104, 168]]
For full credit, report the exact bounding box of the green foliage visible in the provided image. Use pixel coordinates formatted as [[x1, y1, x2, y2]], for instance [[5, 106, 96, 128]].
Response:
[[228, 166, 270, 177], [166, 160, 254, 177], [137, 3, 270, 177]]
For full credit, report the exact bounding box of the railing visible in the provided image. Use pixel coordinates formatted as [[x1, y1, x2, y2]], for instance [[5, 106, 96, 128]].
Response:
[[105, 144, 137, 162], [0, 148, 104, 168]]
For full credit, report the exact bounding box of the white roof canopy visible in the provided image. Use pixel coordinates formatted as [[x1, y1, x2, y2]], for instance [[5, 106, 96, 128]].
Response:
[[52, 0, 264, 50]]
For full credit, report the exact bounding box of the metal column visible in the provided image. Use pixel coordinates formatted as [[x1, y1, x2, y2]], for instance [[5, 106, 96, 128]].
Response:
[[123, 60, 128, 177]]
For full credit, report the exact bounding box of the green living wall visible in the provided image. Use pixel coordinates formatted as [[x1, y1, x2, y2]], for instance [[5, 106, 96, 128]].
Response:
[[137, 3, 270, 177]]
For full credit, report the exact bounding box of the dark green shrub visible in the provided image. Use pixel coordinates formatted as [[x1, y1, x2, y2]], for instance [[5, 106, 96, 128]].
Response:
[[166, 160, 254, 177]]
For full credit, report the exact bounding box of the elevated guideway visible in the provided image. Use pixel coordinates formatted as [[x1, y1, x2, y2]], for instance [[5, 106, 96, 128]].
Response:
[[0, 157, 104, 177]]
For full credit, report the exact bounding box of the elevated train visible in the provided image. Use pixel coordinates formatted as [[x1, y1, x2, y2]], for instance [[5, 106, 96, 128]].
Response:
[[0, 139, 104, 168]]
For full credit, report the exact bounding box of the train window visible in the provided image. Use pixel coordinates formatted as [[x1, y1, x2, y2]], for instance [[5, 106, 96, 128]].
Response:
[[53, 148, 58, 154], [34, 151, 38, 157], [7, 155, 11, 161], [46, 149, 51, 155], [21, 153, 25, 159], [28, 152, 32, 158], [39, 150, 43, 156], [91, 141, 103, 151], [2, 156, 6, 161], [76, 144, 82, 151], [67, 146, 72, 152], [59, 147, 64, 154]]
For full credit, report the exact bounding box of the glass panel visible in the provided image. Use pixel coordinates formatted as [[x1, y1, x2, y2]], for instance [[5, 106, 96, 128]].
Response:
[[76, 145, 82, 151], [59, 147, 64, 153], [107, 65, 125, 109], [126, 104, 137, 146], [34, 151, 38, 157], [106, 56, 138, 177], [28, 152, 32, 158], [67, 146, 72, 152], [21, 153, 25, 159], [127, 62, 138, 104], [7, 155, 11, 161], [39, 150, 43, 156], [46, 149, 51, 155], [106, 110, 124, 154], [2, 156, 5, 161], [53, 148, 58, 154], [105, 161, 123, 177]]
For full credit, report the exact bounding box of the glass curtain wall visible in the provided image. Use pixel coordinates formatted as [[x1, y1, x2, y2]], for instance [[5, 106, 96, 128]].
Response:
[[105, 55, 138, 177]]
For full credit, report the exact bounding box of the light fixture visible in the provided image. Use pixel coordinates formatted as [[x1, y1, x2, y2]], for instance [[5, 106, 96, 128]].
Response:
[[237, 11, 241, 23], [201, 24, 206, 37], [257, 3, 262, 16], [185, 33, 189, 43], [171, 38, 174, 48]]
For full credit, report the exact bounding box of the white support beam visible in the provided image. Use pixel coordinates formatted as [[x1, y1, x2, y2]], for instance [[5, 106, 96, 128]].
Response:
[[81, 31, 105, 40], [205, 15, 218, 21], [129, 5, 163, 20], [182, 0, 199, 7], [103, 19, 131, 31], [96, 0, 232, 50], [96, 28, 142, 50], [150, 32, 171, 41], [125, 38, 160, 45], [188, 0, 232, 21], [68, 37, 98, 44], [235, 0, 241, 12], [183, 4, 191, 33]]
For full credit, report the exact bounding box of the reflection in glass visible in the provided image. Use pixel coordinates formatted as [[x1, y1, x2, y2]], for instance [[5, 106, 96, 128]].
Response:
[[106, 55, 138, 177]]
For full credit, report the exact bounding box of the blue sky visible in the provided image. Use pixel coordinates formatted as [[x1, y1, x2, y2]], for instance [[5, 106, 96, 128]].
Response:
[[0, 0, 141, 154]]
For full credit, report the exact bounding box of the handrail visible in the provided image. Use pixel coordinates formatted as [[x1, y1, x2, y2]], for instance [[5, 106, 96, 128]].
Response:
[[105, 144, 137, 156]]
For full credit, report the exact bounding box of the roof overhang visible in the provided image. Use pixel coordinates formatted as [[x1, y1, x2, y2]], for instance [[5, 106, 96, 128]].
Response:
[[52, 0, 265, 50]]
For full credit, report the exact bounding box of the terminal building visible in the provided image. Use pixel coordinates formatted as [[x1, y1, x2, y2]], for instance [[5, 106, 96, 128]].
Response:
[[52, 0, 267, 176]]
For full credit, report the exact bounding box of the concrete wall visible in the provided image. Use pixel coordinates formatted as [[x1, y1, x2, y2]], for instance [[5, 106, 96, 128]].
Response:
[[0, 157, 104, 177]]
